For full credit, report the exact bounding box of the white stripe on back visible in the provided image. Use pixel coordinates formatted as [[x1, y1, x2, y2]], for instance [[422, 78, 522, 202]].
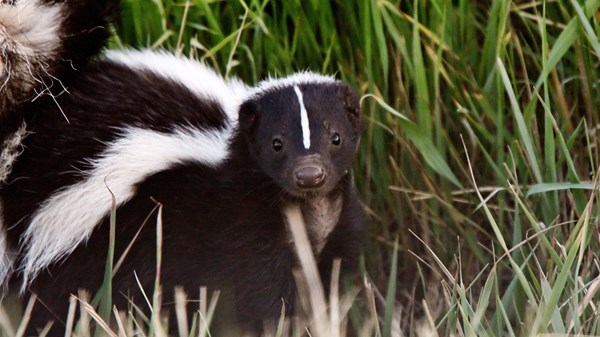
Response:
[[106, 50, 250, 122], [293, 86, 311, 150], [20, 126, 232, 290]]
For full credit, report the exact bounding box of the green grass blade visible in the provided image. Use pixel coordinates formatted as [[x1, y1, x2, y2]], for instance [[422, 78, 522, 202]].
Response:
[[497, 58, 543, 183]]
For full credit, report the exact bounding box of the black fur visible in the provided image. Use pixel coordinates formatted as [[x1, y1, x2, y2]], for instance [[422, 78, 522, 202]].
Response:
[[12, 75, 365, 335], [0, 1, 366, 335], [2, 59, 230, 244]]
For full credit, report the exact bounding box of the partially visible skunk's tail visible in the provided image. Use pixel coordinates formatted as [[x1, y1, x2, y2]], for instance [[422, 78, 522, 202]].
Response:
[[0, 0, 118, 126], [0, 2, 118, 272]]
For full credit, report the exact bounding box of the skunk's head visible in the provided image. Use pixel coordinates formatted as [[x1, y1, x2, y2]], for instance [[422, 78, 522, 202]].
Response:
[[239, 73, 361, 198]]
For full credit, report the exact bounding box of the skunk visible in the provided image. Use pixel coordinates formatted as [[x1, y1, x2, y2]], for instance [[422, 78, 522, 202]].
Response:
[[0, 1, 365, 335]]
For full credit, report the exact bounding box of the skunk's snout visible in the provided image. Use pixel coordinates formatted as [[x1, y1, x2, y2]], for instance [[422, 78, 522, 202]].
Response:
[[294, 165, 325, 188]]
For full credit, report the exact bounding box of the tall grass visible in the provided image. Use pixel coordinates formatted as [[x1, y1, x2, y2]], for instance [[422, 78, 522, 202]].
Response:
[[110, 0, 600, 336], [111, 0, 600, 335], [2, 0, 599, 336]]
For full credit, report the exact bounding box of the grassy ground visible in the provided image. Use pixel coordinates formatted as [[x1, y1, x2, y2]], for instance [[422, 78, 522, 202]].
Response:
[[3, 0, 600, 336]]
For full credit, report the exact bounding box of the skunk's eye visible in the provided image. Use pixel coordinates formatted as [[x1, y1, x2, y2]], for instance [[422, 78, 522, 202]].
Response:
[[272, 138, 283, 151], [331, 132, 341, 146]]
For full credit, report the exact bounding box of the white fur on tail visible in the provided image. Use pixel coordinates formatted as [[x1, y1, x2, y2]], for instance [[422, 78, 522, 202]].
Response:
[[0, 203, 14, 287], [21, 126, 232, 289], [0, 0, 63, 102], [0, 124, 27, 285], [0, 122, 26, 183]]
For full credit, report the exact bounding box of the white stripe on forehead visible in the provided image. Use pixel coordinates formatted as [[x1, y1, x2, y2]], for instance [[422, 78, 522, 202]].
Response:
[[293, 86, 311, 150]]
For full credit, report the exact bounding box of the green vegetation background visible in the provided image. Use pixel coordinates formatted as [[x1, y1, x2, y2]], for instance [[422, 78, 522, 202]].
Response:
[[111, 1, 600, 336]]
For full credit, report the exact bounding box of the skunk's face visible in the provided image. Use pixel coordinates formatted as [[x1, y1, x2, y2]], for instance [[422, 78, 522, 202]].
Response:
[[239, 81, 361, 198]]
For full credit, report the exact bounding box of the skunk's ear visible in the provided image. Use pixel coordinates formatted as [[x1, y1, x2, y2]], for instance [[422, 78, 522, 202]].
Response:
[[337, 83, 361, 130], [238, 100, 260, 138]]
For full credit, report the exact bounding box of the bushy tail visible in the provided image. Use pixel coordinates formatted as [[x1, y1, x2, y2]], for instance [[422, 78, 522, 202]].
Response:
[[0, 0, 118, 121], [0, 0, 118, 183], [0, 0, 118, 284]]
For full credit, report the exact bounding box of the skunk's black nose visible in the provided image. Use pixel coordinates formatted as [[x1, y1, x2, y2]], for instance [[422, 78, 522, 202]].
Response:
[[295, 166, 325, 188]]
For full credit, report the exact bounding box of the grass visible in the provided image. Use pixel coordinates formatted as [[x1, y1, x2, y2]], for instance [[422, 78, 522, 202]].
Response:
[[3, 0, 600, 336]]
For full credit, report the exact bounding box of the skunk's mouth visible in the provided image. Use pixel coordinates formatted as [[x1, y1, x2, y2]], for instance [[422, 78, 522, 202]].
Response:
[[284, 187, 327, 199]]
